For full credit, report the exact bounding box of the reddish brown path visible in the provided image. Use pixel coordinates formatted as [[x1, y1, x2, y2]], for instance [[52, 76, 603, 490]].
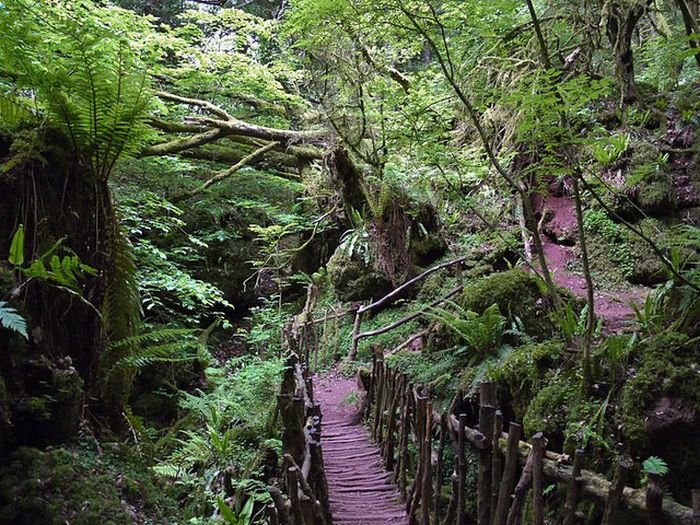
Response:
[[315, 372, 407, 525]]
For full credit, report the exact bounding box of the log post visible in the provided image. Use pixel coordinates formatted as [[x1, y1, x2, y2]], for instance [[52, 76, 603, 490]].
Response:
[[646, 473, 664, 525], [457, 413, 467, 525], [268, 486, 292, 525], [384, 372, 402, 470], [531, 432, 545, 525], [692, 489, 699, 525], [421, 401, 433, 525], [267, 503, 279, 525], [602, 458, 631, 525], [372, 360, 385, 440], [288, 466, 304, 525], [348, 306, 363, 361], [505, 447, 534, 525], [563, 449, 584, 525], [434, 412, 447, 525], [397, 377, 411, 498], [442, 473, 458, 525], [478, 382, 496, 525], [491, 410, 504, 514], [493, 422, 523, 525]]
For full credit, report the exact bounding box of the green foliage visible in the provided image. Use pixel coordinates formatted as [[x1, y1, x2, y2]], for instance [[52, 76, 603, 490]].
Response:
[[428, 302, 505, 359], [591, 133, 630, 167], [0, 0, 165, 178], [0, 301, 28, 340], [153, 357, 283, 513], [643, 456, 669, 477], [110, 327, 206, 371], [8, 225, 24, 266]]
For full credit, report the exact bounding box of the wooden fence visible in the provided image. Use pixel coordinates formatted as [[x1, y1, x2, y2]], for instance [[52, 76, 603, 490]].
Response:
[[268, 352, 331, 525], [365, 348, 698, 525]]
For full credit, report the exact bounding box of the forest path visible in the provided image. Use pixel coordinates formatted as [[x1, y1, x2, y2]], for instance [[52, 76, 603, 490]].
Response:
[[315, 371, 407, 525]]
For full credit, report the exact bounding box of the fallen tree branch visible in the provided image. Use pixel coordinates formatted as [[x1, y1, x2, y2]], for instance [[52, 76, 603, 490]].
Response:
[[174, 141, 281, 202]]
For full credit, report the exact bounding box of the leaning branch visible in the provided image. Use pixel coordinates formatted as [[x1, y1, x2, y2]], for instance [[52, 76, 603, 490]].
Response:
[[173, 141, 280, 202]]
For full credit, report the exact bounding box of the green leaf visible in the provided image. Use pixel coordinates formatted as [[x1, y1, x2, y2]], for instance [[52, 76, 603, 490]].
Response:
[[9, 225, 24, 266], [0, 301, 28, 339], [216, 497, 240, 524], [643, 456, 669, 476]]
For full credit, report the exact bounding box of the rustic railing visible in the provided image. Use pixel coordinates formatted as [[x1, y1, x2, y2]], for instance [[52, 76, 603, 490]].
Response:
[[365, 348, 698, 525], [269, 351, 331, 525]]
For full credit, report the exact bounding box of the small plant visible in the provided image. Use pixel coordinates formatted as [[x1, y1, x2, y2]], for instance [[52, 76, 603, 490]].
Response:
[[592, 133, 630, 167], [340, 390, 360, 407], [642, 456, 669, 486], [428, 302, 506, 359], [0, 301, 28, 339]]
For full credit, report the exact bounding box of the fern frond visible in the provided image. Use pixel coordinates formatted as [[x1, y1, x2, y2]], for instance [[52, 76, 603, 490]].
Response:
[[0, 301, 28, 339]]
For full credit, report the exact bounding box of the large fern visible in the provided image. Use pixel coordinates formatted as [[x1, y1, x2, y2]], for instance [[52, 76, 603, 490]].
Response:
[[0, 1, 158, 179], [0, 301, 28, 339]]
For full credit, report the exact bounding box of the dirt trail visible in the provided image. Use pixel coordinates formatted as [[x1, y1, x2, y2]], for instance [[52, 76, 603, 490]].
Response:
[[315, 372, 407, 525], [534, 188, 649, 332]]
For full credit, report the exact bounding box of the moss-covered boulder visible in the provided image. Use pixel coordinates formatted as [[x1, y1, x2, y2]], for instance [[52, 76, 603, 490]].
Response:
[[326, 249, 392, 302], [458, 269, 555, 338], [621, 333, 700, 503], [487, 340, 565, 420], [616, 142, 677, 218], [0, 445, 178, 524], [523, 373, 599, 453]]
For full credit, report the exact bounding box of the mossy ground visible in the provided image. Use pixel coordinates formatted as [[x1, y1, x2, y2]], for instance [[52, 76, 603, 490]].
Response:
[[0, 442, 179, 525]]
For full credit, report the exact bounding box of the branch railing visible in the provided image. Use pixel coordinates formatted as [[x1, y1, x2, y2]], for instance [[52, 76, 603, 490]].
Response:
[[364, 348, 697, 525], [270, 352, 331, 525]]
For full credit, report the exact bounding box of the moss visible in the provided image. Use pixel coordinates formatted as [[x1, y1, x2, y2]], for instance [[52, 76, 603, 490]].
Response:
[[326, 249, 392, 302], [0, 445, 179, 524], [486, 340, 565, 420], [621, 332, 700, 448], [523, 373, 599, 453], [458, 269, 554, 338]]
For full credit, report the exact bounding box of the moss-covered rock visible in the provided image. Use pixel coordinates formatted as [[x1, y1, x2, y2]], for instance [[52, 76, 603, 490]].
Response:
[[326, 249, 392, 302], [0, 445, 178, 524], [620, 333, 700, 504], [458, 269, 555, 338], [487, 340, 565, 420], [523, 373, 599, 453], [616, 142, 676, 218]]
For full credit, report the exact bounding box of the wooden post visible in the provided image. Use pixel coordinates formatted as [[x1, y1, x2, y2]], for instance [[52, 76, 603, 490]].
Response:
[[531, 432, 545, 525], [397, 377, 411, 498], [493, 422, 523, 525], [457, 413, 467, 525], [505, 447, 534, 525], [602, 459, 631, 525], [563, 449, 584, 525], [646, 473, 664, 525], [288, 466, 304, 525], [384, 371, 402, 470], [267, 503, 279, 525], [372, 361, 385, 440], [491, 410, 504, 514], [434, 412, 447, 525], [421, 401, 433, 525], [478, 382, 496, 525], [692, 489, 700, 525], [348, 307, 363, 361]]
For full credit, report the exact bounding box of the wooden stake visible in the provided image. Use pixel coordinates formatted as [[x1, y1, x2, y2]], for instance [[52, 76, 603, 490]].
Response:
[[287, 466, 304, 525], [493, 422, 523, 525], [505, 447, 534, 525], [646, 473, 664, 525], [601, 458, 631, 525], [434, 412, 447, 525], [457, 413, 467, 525], [563, 449, 584, 525], [348, 307, 363, 361], [478, 382, 496, 525], [531, 433, 545, 525], [421, 402, 434, 525], [692, 489, 700, 525], [491, 410, 504, 514]]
